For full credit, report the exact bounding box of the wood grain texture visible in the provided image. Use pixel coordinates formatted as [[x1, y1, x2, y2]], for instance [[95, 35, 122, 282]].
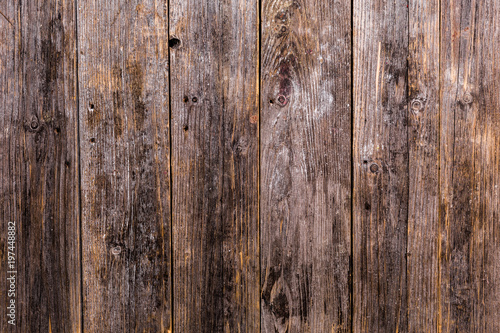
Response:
[[78, 1, 171, 331], [407, 0, 440, 331], [5, 1, 500, 332], [439, 0, 500, 331], [260, 0, 351, 331], [0, 0, 81, 331], [169, 0, 259, 331], [353, 0, 408, 331]]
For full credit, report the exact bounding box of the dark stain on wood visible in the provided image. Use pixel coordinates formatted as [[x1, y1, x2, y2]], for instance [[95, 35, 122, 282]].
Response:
[[127, 60, 146, 130]]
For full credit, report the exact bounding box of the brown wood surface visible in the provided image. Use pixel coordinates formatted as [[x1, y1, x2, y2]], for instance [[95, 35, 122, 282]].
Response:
[[78, 0, 171, 331], [169, 0, 259, 331], [407, 0, 440, 331], [353, 0, 409, 331], [439, 0, 500, 331], [3, 0, 500, 332], [260, 0, 351, 332], [0, 0, 81, 332]]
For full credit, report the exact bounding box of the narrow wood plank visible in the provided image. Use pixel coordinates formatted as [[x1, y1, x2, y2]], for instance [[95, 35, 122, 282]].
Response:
[[439, 1, 500, 331], [353, 0, 408, 331], [407, 0, 440, 331], [78, 1, 171, 331], [260, 0, 351, 331], [0, 0, 81, 331], [0, 2, 16, 331], [169, 0, 259, 331]]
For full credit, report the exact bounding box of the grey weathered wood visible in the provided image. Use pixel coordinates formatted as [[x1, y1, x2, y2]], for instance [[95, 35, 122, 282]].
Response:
[[78, 1, 171, 331], [407, 0, 440, 331], [169, 0, 259, 331], [439, 1, 500, 331], [260, 0, 351, 331], [353, 0, 408, 331], [0, 1, 81, 331]]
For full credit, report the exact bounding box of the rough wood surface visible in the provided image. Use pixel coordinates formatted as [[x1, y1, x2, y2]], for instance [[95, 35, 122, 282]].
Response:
[[439, 0, 500, 331], [0, 0, 81, 332], [4, 1, 500, 332], [169, 0, 259, 331], [260, 0, 351, 331], [407, 0, 440, 331], [78, 0, 171, 331], [353, 0, 408, 331]]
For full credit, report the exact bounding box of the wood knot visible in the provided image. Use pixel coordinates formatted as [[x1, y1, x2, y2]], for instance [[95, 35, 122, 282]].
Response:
[[269, 276, 290, 333], [111, 246, 122, 255], [462, 92, 473, 104], [277, 95, 288, 106], [30, 116, 39, 130], [410, 98, 424, 113]]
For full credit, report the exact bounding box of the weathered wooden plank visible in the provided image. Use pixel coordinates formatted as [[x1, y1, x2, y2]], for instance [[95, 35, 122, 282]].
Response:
[[0, 0, 81, 331], [169, 0, 259, 331], [439, 1, 500, 331], [260, 0, 351, 331], [0, 3, 16, 331], [78, 1, 171, 331], [353, 0, 408, 331], [407, 0, 440, 331]]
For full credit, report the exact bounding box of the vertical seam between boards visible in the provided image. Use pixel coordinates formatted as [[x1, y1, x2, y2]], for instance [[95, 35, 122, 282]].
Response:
[[258, 0, 262, 330], [350, 0, 354, 331], [406, 0, 410, 330], [437, 0, 442, 331], [167, 0, 174, 330], [74, 0, 84, 331], [257, 0, 262, 332]]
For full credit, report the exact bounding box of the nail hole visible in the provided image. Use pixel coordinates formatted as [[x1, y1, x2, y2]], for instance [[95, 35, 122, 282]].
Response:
[[363, 160, 368, 164], [89, 103, 95, 111], [365, 202, 371, 210], [169, 37, 181, 49], [54, 127, 61, 134], [183, 125, 189, 132], [65, 161, 71, 168], [192, 97, 198, 103], [270, 99, 274, 104], [183, 96, 189, 103], [90, 138, 96, 143]]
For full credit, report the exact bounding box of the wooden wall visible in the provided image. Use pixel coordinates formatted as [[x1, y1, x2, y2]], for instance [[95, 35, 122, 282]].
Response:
[[1, 0, 500, 332]]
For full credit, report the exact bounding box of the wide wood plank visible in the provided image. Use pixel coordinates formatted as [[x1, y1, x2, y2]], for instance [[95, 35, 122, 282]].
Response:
[[353, 0, 408, 331], [407, 0, 440, 331], [0, 0, 81, 331], [260, 0, 351, 331], [78, 1, 171, 331], [439, 0, 500, 331], [169, 0, 259, 331]]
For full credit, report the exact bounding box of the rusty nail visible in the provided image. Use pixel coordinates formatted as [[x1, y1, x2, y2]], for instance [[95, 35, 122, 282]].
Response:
[[370, 163, 379, 173]]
